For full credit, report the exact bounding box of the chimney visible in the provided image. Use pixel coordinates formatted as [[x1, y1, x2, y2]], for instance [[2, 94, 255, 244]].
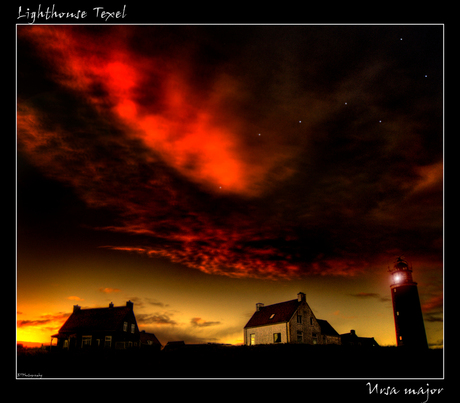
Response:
[[109, 302, 114, 308], [351, 329, 356, 335], [73, 305, 81, 313], [256, 303, 264, 311], [297, 292, 306, 302], [126, 300, 133, 310]]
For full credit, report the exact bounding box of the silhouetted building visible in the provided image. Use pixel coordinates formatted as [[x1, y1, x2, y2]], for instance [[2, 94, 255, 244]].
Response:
[[140, 330, 162, 350], [51, 300, 160, 351], [389, 257, 428, 348], [163, 341, 186, 351], [244, 292, 341, 345], [340, 329, 379, 347]]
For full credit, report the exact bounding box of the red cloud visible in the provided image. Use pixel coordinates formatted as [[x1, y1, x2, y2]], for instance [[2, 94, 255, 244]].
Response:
[[421, 294, 443, 313], [17, 26, 292, 199]]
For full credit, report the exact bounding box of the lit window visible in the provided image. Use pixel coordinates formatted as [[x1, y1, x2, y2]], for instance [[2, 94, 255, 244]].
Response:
[[104, 335, 112, 348], [81, 335, 92, 348], [269, 313, 275, 319], [123, 321, 128, 332], [250, 334, 255, 345], [131, 323, 135, 333], [273, 333, 282, 343]]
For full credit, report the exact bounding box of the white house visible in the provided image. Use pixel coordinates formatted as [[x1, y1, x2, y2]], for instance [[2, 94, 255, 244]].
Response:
[[243, 292, 341, 345]]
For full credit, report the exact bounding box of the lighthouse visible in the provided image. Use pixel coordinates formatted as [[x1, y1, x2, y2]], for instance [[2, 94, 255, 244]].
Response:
[[389, 257, 428, 348]]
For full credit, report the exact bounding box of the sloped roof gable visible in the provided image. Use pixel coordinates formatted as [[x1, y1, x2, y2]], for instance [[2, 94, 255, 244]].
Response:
[[316, 319, 339, 336], [59, 306, 133, 334], [244, 299, 301, 328], [140, 331, 162, 345]]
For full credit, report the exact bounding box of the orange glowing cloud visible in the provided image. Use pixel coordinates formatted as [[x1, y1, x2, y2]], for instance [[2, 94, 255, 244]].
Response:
[[99, 287, 121, 294], [67, 296, 84, 301], [17, 26, 290, 198]]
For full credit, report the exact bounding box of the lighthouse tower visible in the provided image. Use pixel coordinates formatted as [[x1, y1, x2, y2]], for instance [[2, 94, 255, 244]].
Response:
[[389, 257, 428, 348]]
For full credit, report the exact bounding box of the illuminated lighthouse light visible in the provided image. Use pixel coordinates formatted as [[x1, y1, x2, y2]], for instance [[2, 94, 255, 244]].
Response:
[[394, 274, 401, 283]]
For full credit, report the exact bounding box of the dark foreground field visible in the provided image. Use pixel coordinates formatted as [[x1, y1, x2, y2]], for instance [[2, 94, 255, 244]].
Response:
[[17, 344, 443, 379]]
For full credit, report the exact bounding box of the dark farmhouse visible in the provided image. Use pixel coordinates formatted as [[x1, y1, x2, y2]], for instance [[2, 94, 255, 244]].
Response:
[[340, 329, 380, 347], [51, 300, 161, 351]]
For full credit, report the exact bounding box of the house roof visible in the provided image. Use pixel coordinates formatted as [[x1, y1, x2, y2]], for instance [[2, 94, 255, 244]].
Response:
[[316, 319, 339, 336], [244, 299, 301, 328], [59, 305, 133, 334], [140, 330, 162, 346], [340, 331, 379, 346]]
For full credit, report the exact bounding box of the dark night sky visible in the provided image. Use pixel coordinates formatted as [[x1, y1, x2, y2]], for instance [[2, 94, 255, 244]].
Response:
[[17, 24, 443, 347]]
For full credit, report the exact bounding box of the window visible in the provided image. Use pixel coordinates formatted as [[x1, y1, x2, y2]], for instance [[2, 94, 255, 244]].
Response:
[[269, 313, 275, 319], [310, 317, 313, 325], [273, 333, 282, 343], [250, 334, 255, 345], [81, 335, 92, 348], [297, 331, 303, 342], [104, 335, 112, 348], [297, 314, 302, 323], [312, 333, 317, 344], [131, 323, 135, 333], [123, 321, 128, 332]]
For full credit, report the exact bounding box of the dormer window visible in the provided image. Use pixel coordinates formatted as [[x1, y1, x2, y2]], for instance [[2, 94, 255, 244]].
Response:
[[269, 313, 275, 319]]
